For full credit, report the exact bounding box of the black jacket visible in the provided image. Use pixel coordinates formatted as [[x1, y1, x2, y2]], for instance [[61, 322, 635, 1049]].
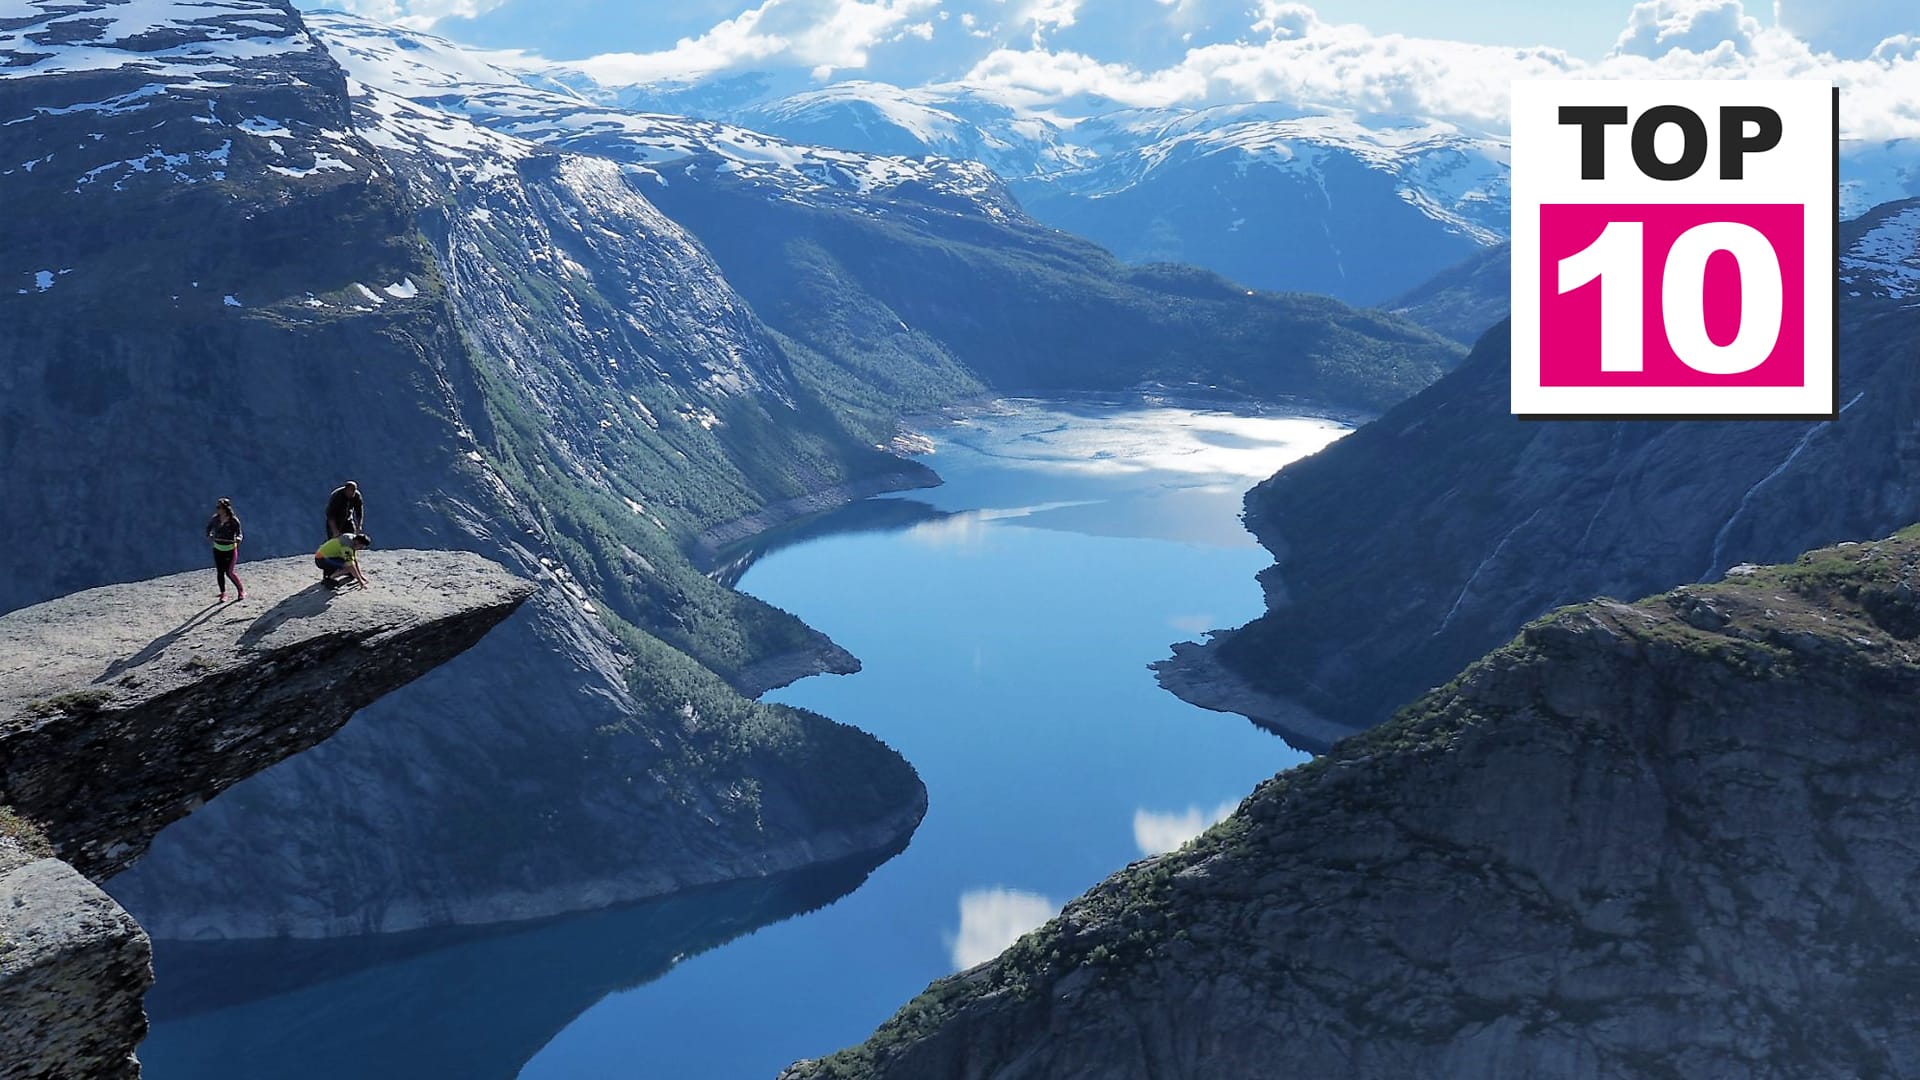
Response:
[[207, 514, 242, 545], [326, 487, 364, 530]]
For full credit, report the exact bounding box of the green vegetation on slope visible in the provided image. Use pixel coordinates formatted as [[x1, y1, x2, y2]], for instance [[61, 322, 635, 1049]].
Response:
[[644, 165, 1466, 414]]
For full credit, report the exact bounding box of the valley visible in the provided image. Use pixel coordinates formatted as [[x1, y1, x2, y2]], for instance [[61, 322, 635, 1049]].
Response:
[[6, 0, 1920, 1077], [135, 399, 1338, 1079]]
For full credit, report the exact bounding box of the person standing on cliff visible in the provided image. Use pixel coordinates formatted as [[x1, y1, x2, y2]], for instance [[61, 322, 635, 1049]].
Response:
[[325, 480, 363, 540], [206, 497, 245, 602]]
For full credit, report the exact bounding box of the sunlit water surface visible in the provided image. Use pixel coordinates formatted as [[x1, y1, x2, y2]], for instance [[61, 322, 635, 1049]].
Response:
[[140, 398, 1343, 1080]]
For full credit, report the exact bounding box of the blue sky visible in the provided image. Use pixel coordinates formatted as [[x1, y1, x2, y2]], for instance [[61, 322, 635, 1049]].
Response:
[[297, 1, 1920, 136]]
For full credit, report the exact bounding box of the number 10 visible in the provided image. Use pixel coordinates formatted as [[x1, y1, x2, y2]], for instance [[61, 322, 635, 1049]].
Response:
[[1558, 220, 1784, 375]]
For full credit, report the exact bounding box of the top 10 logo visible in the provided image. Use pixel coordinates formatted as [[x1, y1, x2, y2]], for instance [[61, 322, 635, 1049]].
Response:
[[1510, 80, 1838, 418]]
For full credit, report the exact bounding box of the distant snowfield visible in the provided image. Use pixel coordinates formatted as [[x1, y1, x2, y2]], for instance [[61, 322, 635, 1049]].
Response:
[[303, 12, 1013, 217], [0, 0, 316, 83], [1844, 203, 1920, 300], [3, 0, 381, 202]]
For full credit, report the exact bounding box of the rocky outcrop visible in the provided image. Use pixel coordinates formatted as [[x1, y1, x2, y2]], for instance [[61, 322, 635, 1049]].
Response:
[[1, 847, 148, 1080], [1164, 206, 1920, 742], [791, 531, 1920, 1079], [1, 0, 931, 946], [1150, 637, 1362, 753], [0, 552, 530, 1080], [0, 551, 533, 879]]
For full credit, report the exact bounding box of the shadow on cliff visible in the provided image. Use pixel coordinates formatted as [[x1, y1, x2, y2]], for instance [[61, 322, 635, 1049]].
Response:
[[138, 839, 907, 1080], [95, 602, 225, 683], [235, 584, 351, 649]]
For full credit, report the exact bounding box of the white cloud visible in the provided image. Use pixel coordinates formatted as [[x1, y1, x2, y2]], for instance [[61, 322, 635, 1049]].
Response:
[[948, 887, 1058, 970], [1252, 2, 1320, 39], [1873, 35, 1920, 64], [567, 0, 938, 84], [1018, 0, 1080, 31], [1776, 0, 1919, 59], [415, 0, 1917, 143], [1167, 613, 1218, 635], [1132, 800, 1237, 857], [954, 1, 1920, 140], [1612, 0, 1763, 58]]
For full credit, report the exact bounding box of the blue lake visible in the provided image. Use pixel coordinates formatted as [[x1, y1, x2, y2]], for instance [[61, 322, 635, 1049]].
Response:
[[138, 399, 1340, 1080]]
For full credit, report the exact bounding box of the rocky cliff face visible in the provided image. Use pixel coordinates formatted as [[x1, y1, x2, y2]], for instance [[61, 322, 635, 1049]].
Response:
[[1, 0, 933, 945], [1165, 201, 1920, 743], [1, 838, 148, 1080], [308, 13, 1467, 418], [0, 551, 533, 880], [0, 551, 530, 1080], [3, 0, 1459, 949], [790, 531, 1920, 1080]]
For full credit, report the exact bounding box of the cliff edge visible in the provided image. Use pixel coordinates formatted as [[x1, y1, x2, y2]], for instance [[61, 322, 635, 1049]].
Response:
[[0, 550, 532, 1080], [788, 529, 1920, 1079]]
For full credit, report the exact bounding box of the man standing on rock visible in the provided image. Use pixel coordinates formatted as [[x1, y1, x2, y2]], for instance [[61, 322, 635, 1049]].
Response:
[[325, 481, 363, 540]]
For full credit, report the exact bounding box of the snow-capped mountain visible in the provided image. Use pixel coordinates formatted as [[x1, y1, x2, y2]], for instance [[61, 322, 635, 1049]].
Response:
[[522, 72, 1512, 304], [615, 76, 1511, 304], [303, 17, 1920, 311], [1840, 139, 1920, 225], [549, 71, 1920, 306], [1014, 105, 1510, 304], [0, 0, 376, 245], [307, 14, 1019, 220], [732, 80, 1094, 180], [1841, 197, 1920, 304]]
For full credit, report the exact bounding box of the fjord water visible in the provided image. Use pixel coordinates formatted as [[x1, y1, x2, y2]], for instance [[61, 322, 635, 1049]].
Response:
[[139, 399, 1338, 1080]]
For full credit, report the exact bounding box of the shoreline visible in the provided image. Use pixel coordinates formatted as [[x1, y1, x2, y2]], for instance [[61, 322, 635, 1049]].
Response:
[[689, 465, 942, 571], [133, 792, 928, 943], [1151, 633, 1362, 756]]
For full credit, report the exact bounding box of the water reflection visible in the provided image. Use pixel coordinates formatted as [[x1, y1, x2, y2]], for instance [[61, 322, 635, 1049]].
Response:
[[947, 887, 1059, 971], [139, 843, 903, 1080], [708, 399, 1355, 581], [949, 400, 1351, 482], [706, 498, 951, 588], [1132, 802, 1239, 858], [143, 398, 1332, 1080]]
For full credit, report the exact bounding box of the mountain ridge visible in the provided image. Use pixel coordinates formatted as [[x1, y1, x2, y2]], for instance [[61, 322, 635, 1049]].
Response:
[[1170, 198, 1920, 743], [784, 527, 1920, 1079], [1, 0, 933, 947]]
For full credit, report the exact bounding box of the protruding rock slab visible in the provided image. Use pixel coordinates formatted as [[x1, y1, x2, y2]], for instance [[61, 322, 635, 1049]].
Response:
[[0, 550, 535, 881]]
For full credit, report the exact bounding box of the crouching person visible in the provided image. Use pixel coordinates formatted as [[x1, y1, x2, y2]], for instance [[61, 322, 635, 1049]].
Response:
[[315, 532, 374, 589]]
